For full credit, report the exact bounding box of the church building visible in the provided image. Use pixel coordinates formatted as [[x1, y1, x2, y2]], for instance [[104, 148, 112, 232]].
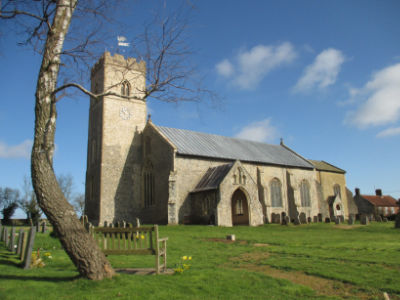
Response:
[[85, 52, 351, 226]]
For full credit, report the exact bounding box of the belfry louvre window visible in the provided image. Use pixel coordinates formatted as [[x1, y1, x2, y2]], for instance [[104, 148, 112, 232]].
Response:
[[300, 180, 311, 207], [121, 80, 130, 96], [144, 172, 155, 207], [270, 179, 282, 207]]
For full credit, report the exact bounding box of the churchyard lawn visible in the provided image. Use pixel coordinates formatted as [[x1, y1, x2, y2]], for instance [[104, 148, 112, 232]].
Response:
[[0, 222, 399, 299]]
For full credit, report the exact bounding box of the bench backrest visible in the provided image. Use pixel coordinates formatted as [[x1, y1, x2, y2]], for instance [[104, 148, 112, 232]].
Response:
[[92, 226, 156, 255]]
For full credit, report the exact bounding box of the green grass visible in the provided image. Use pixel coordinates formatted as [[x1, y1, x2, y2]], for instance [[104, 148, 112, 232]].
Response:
[[0, 222, 399, 299]]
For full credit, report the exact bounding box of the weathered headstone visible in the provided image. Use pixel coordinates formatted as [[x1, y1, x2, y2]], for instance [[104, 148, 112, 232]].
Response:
[[348, 214, 355, 225], [360, 214, 369, 225], [299, 212, 307, 224], [395, 213, 400, 229], [313, 216, 318, 223], [16, 229, 24, 255], [19, 231, 27, 260], [226, 234, 235, 241], [104, 221, 108, 228], [23, 227, 36, 269], [9, 227, 16, 251], [307, 217, 312, 223], [41, 221, 47, 233], [325, 217, 331, 223], [293, 216, 301, 225], [4, 227, 9, 247], [318, 213, 323, 222], [281, 216, 288, 225]]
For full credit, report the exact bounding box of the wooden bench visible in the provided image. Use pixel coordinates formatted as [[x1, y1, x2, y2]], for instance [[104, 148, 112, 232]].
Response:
[[92, 225, 168, 274]]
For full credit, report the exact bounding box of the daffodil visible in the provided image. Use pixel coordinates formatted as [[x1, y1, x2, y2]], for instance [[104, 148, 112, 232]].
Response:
[[182, 256, 187, 260]]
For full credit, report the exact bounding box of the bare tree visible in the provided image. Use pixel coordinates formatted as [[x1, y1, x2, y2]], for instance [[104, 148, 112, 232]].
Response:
[[72, 193, 85, 217], [0, 187, 20, 225], [1, 0, 212, 280], [19, 175, 42, 224]]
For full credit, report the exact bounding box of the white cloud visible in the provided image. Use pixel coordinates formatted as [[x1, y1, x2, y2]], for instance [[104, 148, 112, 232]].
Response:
[[215, 59, 234, 77], [215, 42, 297, 90], [0, 139, 32, 159], [346, 63, 400, 128], [235, 118, 278, 143], [376, 127, 400, 138], [294, 48, 345, 92]]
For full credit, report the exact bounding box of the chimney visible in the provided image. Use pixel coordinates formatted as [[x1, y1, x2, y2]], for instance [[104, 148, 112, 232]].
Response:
[[375, 189, 382, 197], [355, 188, 360, 196]]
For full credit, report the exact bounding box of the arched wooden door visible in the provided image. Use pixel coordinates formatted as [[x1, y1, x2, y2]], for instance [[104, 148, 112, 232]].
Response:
[[231, 189, 249, 225]]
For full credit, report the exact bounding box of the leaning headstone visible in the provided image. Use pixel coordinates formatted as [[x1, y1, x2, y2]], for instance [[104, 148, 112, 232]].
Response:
[[313, 216, 318, 223], [9, 227, 16, 251], [23, 227, 36, 269], [360, 214, 369, 225], [325, 217, 331, 223], [395, 213, 400, 229], [348, 215, 355, 225], [376, 215, 382, 222], [16, 229, 24, 255]]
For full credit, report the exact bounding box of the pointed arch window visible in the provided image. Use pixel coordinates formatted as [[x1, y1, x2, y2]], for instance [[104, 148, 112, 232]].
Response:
[[270, 178, 282, 207], [143, 161, 155, 208], [121, 80, 131, 97], [300, 180, 311, 207]]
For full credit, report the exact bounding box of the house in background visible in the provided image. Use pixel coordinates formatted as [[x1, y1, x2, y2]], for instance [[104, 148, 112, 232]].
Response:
[[353, 188, 399, 218]]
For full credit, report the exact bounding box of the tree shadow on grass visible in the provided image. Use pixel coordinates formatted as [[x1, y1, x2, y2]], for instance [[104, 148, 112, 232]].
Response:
[[0, 274, 80, 282]]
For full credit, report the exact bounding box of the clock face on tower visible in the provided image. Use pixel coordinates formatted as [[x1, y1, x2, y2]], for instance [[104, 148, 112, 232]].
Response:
[[119, 107, 131, 120]]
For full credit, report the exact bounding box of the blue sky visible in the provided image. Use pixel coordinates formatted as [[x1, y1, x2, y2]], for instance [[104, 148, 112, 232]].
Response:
[[1, 0, 400, 217]]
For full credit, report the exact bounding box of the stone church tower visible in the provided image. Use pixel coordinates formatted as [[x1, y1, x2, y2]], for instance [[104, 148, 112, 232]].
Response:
[[85, 52, 147, 225]]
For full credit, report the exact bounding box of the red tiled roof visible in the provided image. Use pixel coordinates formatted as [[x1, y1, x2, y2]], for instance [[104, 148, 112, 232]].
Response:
[[362, 195, 399, 207]]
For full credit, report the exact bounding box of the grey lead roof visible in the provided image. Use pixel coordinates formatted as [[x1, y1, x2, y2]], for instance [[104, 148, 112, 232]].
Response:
[[156, 126, 314, 169], [192, 163, 233, 193]]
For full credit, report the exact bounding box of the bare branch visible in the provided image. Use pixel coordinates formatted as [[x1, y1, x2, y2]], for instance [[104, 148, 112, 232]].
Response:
[[53, 82, 143, 103]]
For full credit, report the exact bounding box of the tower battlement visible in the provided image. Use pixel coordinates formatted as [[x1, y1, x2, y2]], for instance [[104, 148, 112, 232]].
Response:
[[91, 52, 146, 77]]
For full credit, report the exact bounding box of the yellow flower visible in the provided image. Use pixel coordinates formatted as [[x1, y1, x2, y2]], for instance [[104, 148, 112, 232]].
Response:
[[182, 256, 187, 260], [188, 256, 192, 260], [141, 234, 145, 240]]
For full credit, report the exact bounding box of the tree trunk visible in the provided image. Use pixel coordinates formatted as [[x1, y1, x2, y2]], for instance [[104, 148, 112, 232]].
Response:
[[31, 0, 114, 280]]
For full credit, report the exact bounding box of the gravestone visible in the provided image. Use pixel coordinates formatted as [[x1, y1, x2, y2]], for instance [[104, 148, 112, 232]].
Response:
[[348, 214, 355, 225], [299, 212, 307, 224], [395, 213, 400, 229], [383, 217, 388, 222], [376, 215, 382, 222], [340, 216, 345, 223], [335, 217, 340, 225], [4, 227, 9, 246], [313, 216, 318, 223], [0, 223, 2, 241], [281, 216, 289, 225], [360, 214, 369, 225], [318, 213, 323, 222], [35, 222, 40, 233], [23, 227, 36, 269], [325, 217, 331, 223], [41, 221, 47, 233], [19, 231, 27, 260], [29, 218, 33, 227], [293, 216, 301, 225], [16, 229, 24, 255], [104, 221, 108, 228], [307, 217, 312, 223], [9, 227, 16, 251]]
